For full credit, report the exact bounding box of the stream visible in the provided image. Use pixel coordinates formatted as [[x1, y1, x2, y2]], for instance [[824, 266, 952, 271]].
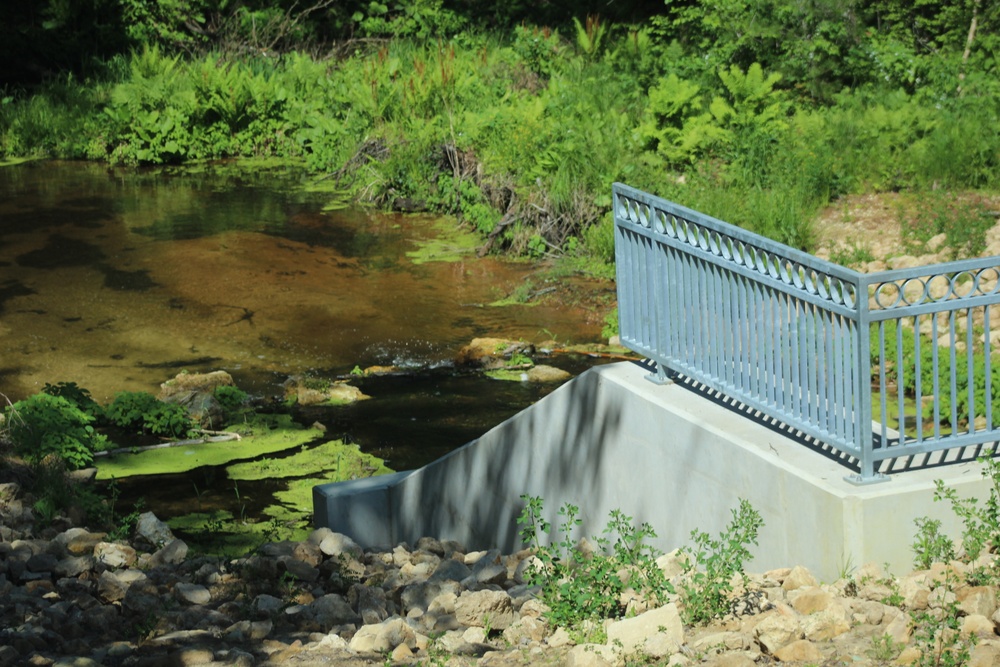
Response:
[[0, 159, 611, 544]]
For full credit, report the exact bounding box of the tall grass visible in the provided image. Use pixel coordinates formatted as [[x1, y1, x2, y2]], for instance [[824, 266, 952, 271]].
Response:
[[2, 32, 999, 261]]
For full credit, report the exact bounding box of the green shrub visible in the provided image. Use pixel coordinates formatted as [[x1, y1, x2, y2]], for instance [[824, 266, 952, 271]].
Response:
[[517, 495, 673, 632], [911, 517, 955, 570], [42, 381, 104, 419], [5, 393, 108, 469], [105, 391, 194, 437], [680, 498, 764, 624], [214, 385, 250, 421]]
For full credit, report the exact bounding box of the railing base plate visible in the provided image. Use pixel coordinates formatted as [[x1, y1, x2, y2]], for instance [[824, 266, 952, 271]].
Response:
[[645, 370, 673, 386], [843, 472, 890, 486]]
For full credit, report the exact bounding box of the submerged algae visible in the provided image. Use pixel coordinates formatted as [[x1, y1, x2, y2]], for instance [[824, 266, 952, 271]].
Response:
[[163, 437, 393, 556], [227, 439, 392, 482], [96, 415, 323, 479], [405, 217, 480, 264]]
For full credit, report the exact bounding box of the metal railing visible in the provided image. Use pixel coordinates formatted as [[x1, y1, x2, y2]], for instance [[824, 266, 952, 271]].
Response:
[[613, 183, 1000, 482]]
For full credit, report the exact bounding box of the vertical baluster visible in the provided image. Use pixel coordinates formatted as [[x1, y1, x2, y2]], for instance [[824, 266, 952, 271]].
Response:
[[896, 318, 906, 439], [966, 308, 975, 435], [878, 321, 889, 448], [932, 316, 941, 440], [949, 311, 958, 433], [986, 304, 993, 430], [914, 314, 923, 444]]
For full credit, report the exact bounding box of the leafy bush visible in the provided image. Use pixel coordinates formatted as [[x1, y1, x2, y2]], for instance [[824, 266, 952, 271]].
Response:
[[5, 393, 108, 469], [517, 495, 673, 631], [42, 381, 104, 419], [105, 391, 194, 437], [214, 385, 250, 421], [680, 499, 764, 625], [914, 458, 1000, 584], [911, 517, 955, 570]]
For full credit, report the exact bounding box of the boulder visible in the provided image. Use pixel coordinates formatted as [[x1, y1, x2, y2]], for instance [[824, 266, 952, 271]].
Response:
[[606, 603, 684, 657], [283, 377, 369, 406], [158, 370, 235, 427], [135, 512, 175, 549], [348, 618, 416, 653], [455, 590, 515, 630]]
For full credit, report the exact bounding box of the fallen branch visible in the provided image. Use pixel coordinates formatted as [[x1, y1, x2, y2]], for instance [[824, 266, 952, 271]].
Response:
[[93, 430, 241, 458]]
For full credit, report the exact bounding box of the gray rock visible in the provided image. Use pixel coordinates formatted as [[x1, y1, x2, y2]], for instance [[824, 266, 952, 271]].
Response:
[[94, 542, 137, 568], [282, 557, 320, 583], [318, 532, 363, 559], [416, 536, 446, 556], [454, 589, 514, 630], [54, 528, 106, 557], [26, 552, 59, 573], [97, 569, 148, 603], [401, 579, 461, 613], [253, 594, 284, 616], [348, 583, 389, 624], [474, 562, 508, 586], [430, 559, 472, 583], [175, 582, 212, 605], [310, 593, 362, 630], [54, 555, 94, 578], [149, 538, 188, 566], [135, 512, 175, 549], [0, 644, 20, 667]]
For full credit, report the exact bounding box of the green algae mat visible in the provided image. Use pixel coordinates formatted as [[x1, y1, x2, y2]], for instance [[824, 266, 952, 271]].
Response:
[[95, 415, 324, 479]]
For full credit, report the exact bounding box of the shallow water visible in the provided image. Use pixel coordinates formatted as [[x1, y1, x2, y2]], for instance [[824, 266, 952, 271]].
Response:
[[0, 160, 608, 530], [0, 160, 600, 402]]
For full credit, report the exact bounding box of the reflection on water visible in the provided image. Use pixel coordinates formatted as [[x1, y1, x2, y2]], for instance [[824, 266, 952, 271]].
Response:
[[0, 160, 600, 404]]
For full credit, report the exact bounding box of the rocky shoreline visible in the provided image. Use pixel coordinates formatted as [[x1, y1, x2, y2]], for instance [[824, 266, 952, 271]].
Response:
[[3, 479, 1000, 667]]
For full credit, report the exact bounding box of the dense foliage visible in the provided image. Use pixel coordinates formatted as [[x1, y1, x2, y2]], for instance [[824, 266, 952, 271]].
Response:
[[1, 0, 998, 260]]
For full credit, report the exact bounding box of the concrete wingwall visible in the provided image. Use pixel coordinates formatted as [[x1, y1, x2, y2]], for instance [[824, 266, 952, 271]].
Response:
[[314, 361, 992, 581]]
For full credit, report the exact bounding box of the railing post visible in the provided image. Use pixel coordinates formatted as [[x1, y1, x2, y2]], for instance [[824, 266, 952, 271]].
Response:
[[846, 275, 886, 484]]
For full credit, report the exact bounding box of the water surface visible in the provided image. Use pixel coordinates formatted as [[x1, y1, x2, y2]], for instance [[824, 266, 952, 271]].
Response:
[[0, 160, 601, 403]]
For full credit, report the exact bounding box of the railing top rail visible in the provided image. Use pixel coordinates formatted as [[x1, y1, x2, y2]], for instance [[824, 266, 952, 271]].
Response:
[[613, 183, 862, 285], [864, 255, 1000, 283]]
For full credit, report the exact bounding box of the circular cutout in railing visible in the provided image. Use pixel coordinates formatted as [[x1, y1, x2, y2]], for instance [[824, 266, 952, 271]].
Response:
[[874, 282, 902, 309]]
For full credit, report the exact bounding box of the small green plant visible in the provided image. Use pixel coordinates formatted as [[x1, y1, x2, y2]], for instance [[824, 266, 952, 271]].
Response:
[[6, 392, 108, 469], [680, 498, 764, 625], [911, 571, 976, 667], [214, 385, 250, 421], [866, 633, 903, 665], [107, 497, 146, 543], [829, 241, 876, 267], [913, 457, 1000, 586], [602, 307, 619, 340], [517, 495, 673, 631], [506, 352, 533, 368], [481, 613, 493, 638], [911, 517, 956, 570]]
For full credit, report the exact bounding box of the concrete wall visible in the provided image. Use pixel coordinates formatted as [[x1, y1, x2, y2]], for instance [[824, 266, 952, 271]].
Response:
[[314, 362, 991, 581]]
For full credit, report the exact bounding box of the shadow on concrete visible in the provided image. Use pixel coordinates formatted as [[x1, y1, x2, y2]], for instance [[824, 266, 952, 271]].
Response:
[[650, 358, 1000, 477]]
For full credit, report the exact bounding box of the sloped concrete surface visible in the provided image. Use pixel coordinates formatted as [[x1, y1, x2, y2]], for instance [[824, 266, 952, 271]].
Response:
[[315, 361, 990, 580]]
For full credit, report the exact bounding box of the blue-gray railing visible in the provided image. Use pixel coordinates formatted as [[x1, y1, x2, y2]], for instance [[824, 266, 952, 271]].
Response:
[[614, 183, 1000, 482]]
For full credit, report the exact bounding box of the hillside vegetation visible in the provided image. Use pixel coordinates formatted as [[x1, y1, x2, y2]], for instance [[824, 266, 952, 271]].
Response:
[[2, 0, 998, 264]]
